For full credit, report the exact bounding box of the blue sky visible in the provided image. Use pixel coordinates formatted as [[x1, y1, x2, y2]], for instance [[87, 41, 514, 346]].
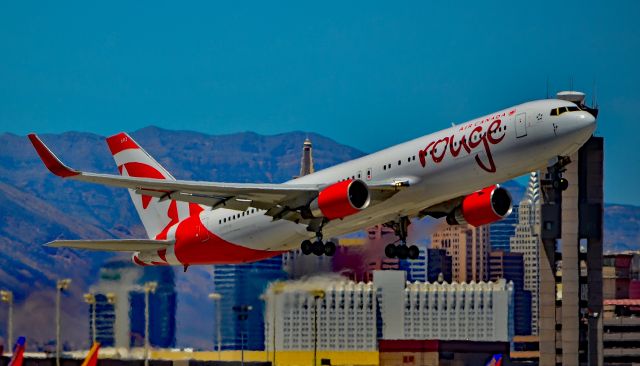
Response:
[[1, 1, 638, 205]]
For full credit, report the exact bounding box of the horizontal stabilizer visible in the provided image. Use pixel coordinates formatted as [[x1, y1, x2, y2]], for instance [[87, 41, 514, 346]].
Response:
[[45, 239, 174, 252]]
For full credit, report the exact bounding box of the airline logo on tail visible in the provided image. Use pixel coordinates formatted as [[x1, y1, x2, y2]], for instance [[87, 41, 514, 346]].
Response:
[[485, 353, 503, 366], [8, 337, 26, 366], [81, 342, 100, 366]]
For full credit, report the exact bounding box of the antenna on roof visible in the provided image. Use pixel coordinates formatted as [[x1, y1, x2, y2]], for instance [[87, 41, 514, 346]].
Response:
[[546, 76, 550, 99], [592, 78, 598, 109], [569, 76, 574, 91]]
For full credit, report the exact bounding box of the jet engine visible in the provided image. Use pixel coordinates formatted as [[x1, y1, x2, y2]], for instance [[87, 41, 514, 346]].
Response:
[[446, 185, 512, 227], [309, 179, 370, 220]]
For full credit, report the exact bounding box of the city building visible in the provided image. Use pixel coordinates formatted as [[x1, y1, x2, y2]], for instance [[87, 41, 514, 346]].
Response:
[[431, 224, 490, 283], [213, 256, 288, 350], [263, 271, 514, 352], [509, 171, 542, 334], [489, 205, 519, 252], [489, 250, 532, 335], [425, 248, 452, 283], [129, 267, 177, 348], [602, 300, 640, 364], [91, 260, 177, 348], [264, 277, 377, 351], [603, 252, 640, 299], [400, 241, 427, 282], [538, 132, 604, 366]]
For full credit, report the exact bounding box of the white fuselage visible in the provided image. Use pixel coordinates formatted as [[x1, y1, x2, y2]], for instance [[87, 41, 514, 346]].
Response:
[[139, 98, 596, 264]]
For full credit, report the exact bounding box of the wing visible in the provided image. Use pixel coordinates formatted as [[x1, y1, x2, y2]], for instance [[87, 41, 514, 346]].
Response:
[[28, 134, 409, 221], [45, 239, 174, 252]]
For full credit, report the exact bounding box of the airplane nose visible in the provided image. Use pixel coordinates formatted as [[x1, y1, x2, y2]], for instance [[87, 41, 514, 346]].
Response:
[[571, 110, 596, 135]]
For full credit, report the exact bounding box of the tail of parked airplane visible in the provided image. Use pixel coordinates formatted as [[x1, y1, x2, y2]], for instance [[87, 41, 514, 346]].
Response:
[[106, 133, 201, 239], [80, 342, 100, 366], [8, 337, 26, 366]]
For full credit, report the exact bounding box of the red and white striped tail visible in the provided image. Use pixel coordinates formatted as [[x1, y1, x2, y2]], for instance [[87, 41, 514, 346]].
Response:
[[106, 132, 192, 239]]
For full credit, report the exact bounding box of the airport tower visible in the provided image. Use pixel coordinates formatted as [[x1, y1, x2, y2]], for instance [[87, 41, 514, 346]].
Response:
[[538, 93, 603, 366], [510, 172, 542, 335], [300, 137, 314, 176]]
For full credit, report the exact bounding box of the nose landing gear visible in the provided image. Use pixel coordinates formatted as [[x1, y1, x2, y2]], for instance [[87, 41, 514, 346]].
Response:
[[384, 216, 420, 260]]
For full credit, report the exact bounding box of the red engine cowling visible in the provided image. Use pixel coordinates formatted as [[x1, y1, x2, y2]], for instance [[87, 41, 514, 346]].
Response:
[[446, 185, 513, 227], [309, 179, 370, 220]]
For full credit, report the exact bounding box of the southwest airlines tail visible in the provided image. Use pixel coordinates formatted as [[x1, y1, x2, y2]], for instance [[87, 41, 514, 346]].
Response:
[[485, 354, 503, 366], [81, 342, 100, 366], [105, 132, 191, 239], [8, 337, 25, 366]]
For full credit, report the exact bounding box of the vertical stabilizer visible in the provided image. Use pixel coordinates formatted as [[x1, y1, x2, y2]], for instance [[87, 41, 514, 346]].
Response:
[[80, 342, 100, 366], [8, 337, 26, 366], [106, 133, 202, 239]]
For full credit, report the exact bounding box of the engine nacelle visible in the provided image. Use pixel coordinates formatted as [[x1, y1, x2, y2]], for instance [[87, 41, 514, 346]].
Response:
[[446, 185, 513, 227], [309, 179, 370, 220]]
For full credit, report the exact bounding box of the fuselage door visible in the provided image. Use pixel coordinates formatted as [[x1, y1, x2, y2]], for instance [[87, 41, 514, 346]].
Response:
[[515, 113, 527, 138]]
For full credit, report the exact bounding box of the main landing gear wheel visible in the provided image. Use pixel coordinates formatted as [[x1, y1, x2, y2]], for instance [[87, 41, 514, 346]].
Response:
[[383, 216, 420, 260], [300, 238, 337, 257], [312, 240, 325, 256], [408, 245, 420, 260], [301, 240, 313, 255], [324, 241, 336, 256], [553, 177, 569, 191], [385, 244, 397, 258]]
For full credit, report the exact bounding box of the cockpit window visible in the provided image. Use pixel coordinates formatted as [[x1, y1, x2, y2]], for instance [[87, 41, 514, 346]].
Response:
[[550, 105, 582, 116]]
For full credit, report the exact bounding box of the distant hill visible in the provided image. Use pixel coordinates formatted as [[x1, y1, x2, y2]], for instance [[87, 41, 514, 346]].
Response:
[[0, 127, 636, 349]]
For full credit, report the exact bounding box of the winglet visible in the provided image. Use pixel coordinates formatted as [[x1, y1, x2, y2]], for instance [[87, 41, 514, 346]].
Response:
[[27, 134, 80, 178]]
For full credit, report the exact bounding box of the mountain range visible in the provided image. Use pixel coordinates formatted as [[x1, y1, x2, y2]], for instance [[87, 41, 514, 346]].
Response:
[[0, 126, 637, 349]]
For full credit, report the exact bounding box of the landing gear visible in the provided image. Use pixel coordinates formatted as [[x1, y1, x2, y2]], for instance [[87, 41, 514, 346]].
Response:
[[300, 234, 337, 257], [546, 156, 571, 192], [383, 216, 420, 260], [553, 177, 569, 191]]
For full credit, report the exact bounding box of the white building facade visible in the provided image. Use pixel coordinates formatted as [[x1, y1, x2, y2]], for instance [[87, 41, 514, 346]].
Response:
[[509, 172, 541, 334], [264, 271, 514, 351], [264, 278, 378, 351]]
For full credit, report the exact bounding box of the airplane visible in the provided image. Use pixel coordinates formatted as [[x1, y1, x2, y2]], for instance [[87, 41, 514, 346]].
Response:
[[28, 93, 597, 269], [8, 337, 25, 366]]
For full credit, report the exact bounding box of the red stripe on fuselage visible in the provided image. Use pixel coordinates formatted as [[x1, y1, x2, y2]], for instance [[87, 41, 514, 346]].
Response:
[[106, 133, 140, 155], [173, 215, 285, 265]]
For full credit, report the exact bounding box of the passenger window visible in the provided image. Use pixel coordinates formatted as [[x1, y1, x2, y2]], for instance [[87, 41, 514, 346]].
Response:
[[383, 165, 386, 170], [412, 155, 415, 161], [224, 218, 226, 223], [398, 160, 401, 166]]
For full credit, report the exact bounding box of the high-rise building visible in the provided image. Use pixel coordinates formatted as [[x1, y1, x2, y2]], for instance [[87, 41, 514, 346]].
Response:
[[538, 133, 604, 366], [431, 225, 490, 283], [489, 250, 532, 335], [426, 248, 453, 283], [91, 260, 177, 348], [129, 267, 177, 348], [489, 205, 519, 252], [510, 172, 542, 334], [213, 256, 287, 350]]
